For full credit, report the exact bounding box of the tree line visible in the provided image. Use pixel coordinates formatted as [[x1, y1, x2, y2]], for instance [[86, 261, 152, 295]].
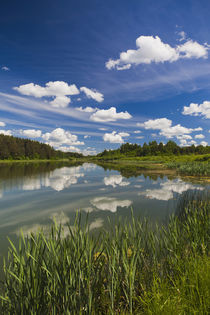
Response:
[[1, 135, 209, 160], [0, 135, 83, 160], [97, 140, 210, 158]]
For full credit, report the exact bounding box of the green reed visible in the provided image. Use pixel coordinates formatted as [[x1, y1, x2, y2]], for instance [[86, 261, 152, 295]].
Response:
[[167, 161, 210, 176], [0, 199, 209, 314]]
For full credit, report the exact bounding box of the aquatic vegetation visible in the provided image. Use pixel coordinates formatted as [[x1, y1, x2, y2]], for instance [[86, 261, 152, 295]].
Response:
[[167, 161, 210, 176], [0, 199, 209, 314]]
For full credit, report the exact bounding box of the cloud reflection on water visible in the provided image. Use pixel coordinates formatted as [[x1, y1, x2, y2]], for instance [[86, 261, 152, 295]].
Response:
[[104, 175, 130, 188], [139, 178, 204, 201], [91, 197, 132, 212], [0, 166, 85, 197], [15, 211, 103, 237]]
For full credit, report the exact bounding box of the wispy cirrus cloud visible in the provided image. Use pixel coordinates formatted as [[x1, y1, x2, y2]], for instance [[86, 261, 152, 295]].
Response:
[[0, 92, 103, 128], [80, 87, 104, 102], [178, 31, 187, 42]]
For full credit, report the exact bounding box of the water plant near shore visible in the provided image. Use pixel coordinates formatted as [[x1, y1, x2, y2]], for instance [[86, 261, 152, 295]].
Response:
[[0, 198, 209, 314], [167, 161, 210, 176]]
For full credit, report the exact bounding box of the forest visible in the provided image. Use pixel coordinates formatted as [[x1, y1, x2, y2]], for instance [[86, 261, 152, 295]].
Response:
[[0, 134, 83, 160], [1, 135, 210, 161], [97, 140, 210, 158]]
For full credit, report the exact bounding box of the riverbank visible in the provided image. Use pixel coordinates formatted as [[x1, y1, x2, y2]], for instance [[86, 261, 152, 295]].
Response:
[[0, 154, 210, 177], [0, 158, 81, 163], [0, 197, 209, 314], [90, 155, 210, 177]]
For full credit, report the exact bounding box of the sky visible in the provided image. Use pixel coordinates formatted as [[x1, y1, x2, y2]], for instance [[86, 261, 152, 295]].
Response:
[[0, 0, 210, 155]]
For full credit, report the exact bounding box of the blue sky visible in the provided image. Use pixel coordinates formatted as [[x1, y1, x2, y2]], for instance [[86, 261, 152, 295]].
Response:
[[0, 0, 210, 154]]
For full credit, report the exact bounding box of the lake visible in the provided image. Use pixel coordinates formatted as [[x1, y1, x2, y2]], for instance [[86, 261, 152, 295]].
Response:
[[0, 161, 209, 260]]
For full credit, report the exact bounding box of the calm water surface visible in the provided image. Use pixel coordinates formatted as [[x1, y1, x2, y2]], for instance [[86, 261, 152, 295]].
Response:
[[0, 161, 209, 260]]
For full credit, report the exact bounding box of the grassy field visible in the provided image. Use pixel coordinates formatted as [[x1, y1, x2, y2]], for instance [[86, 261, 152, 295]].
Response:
[[0, 196, 209, 314]]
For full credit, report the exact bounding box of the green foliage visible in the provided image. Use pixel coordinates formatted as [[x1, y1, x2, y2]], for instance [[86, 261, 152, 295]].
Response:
[[0, 134, 83, 160], [97, 141, 210, 159], [167, 161, 210, 176], [1, 198, 209, 314]]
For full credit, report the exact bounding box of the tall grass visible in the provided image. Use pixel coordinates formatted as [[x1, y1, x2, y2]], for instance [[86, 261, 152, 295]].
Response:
[[0, 200, 209, 314], [167, 161, 210, 176]]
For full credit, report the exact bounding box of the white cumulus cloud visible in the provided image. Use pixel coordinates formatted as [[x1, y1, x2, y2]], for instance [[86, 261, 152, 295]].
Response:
[[90, 107, 132, 122], [0, 121, 6, 127], [20, 129, 42, 138], [137, 118, 172, 130], [50, 95, 71, 108], [182, 101, 210, 119], [106, 35, 208, 70], [195, 134, 205, 139], [103, 131, 129, 143], [137, 117, 202, 140], [177, 134, 192, 140], [177, 40, 208, 59], [76, 106, 98, 113], [0, 129, 12, 136], [14, 81, 80, 108], [52, 145, 97, 156], [42, 128, 84, 148], [200, 141, 208, 146], [179, 139, 197, 147], [160, 125, 198, 138], [58, 146, 82, 153], [14, 81, 79, 97]]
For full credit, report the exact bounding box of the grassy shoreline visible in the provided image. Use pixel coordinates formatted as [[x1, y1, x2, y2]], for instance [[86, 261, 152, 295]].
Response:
[[0, 199, 209, 314], [0, 158, 81, 163], [91, 156, 210, 177], [0, 154, 210, 177]]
